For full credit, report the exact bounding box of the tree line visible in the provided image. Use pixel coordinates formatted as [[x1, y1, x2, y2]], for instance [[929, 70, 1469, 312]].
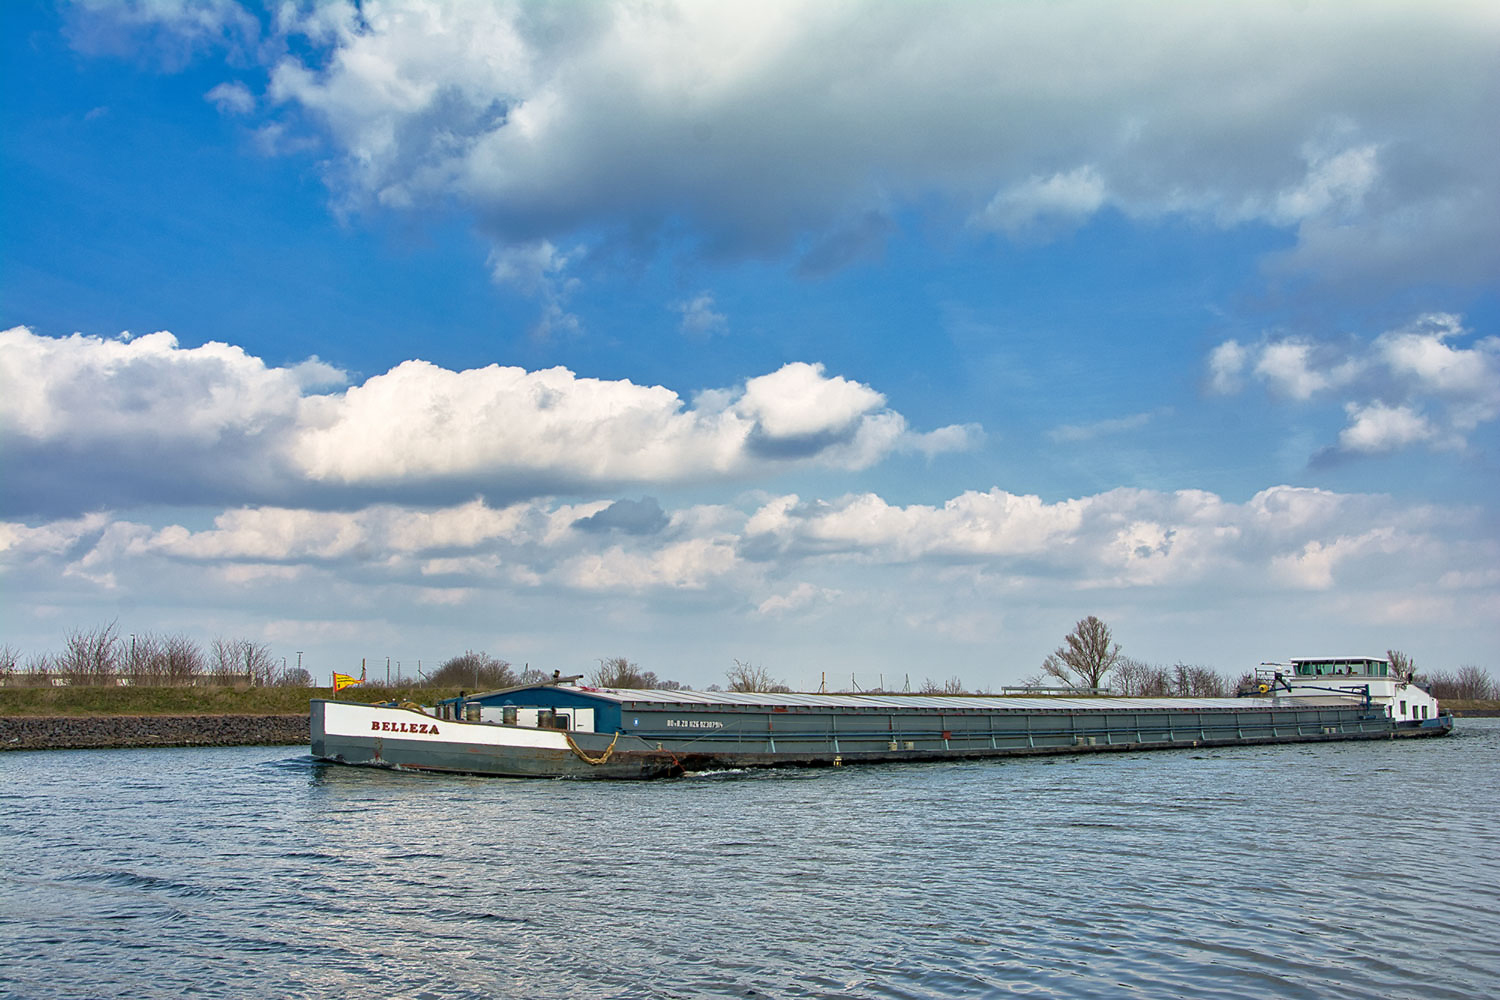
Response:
[[0, 622, 293, 687], [7, 617, 1489, 700], [1024, 614, 1496, 700]]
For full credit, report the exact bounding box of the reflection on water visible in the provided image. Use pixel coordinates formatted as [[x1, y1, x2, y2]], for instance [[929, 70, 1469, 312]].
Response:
[[3, 721, 1498, 999]]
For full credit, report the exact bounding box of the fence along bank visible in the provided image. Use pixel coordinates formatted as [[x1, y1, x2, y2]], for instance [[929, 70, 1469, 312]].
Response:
[[310, 655, 1452, 779]]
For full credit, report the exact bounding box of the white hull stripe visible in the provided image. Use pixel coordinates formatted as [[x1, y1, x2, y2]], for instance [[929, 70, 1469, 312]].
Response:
[[320, 701, 570, 751]]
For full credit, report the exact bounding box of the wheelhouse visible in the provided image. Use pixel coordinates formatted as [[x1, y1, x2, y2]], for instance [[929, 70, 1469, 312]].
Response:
[[1290, 656, 1391, 678]]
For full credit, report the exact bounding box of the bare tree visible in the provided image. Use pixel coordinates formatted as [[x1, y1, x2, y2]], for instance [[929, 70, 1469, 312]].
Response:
[[163, 634, 205, 684], [211, 637, 276, 686], [1113, 657, 1148, 695], [726, 658, 791, 693], [516, 663, 552, 686], [58, 621, 122, 685], [1387, 649, 1416, 681], [24, 652, 53, 684], [244, 641, 278, 686], [1426, 665, 1495, 700], [591, 657, 651, 688], [1170, 663, 1226, 697], [211, 637, 239, 681], [130, 632, 167, 684], [589, 656, 681, 690], [1041, 616, 1122, 692], [1112, 657, 1172, 696], [919, 675, 968, 694], [0, 644, 17, 685], [428, 651, 517, 689]]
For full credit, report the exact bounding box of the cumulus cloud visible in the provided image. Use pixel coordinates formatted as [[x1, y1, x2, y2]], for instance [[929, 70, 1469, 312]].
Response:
[[89, 0, 1499, 288], [7, 481, 1494, 682], [1336, 403, 1439, 455], [0, 326, 344, 511], [0, 327, 975, 515], [1375, 313, 1500, 428], [1206, 312, 1497, 458], [7, 483, 1488, 610], [1253, 341, 1358, 401], [738, 484, 1476, 591]]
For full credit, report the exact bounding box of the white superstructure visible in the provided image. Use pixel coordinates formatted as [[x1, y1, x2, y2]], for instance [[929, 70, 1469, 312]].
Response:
[[1260, 656, 1442, 724]]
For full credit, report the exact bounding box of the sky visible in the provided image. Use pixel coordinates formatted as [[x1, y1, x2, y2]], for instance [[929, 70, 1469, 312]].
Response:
[[2, 0, 1498, 690]]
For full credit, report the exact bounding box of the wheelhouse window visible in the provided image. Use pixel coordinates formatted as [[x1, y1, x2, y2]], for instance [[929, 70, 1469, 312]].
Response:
[[1292, 658, 1390, 677]]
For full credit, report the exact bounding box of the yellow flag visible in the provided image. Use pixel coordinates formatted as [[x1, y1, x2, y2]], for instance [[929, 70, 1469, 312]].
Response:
[[333, 672, 362, 692]]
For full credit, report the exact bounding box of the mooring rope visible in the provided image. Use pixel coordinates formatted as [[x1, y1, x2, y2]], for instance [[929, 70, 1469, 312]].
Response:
[[564, 730, 620, 765]]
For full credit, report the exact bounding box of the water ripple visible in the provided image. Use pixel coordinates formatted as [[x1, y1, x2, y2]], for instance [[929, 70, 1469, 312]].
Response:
[[2, 722, 1497, 999]]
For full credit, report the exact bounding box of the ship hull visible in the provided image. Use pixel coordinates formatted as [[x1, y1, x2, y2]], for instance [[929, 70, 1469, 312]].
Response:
[[310, 698, 1452, 780]]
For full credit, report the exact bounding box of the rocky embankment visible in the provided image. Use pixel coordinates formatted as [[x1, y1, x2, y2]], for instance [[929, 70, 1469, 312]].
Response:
[[0, 714, 309, 751]]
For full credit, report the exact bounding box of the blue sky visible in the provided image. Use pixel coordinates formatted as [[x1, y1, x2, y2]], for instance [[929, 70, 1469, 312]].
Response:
[[3, 0, 1497, 689]]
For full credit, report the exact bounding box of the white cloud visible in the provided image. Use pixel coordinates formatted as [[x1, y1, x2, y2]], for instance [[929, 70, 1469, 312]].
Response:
[[977, 166, 1107, 237], [1375, 313, 1500, 429], [485, 240, 581, 337], [0, 327, 975, 514], [66, 0, 261, 65], [735, 361, 883, 443], [1253, 341, 1355, 401], [673, 292, 728, 338], [756, 582, 839, 617], [7, 482, 1494, 684], [7, 481, 1487, 612], [1269, 142, 1381, 225], [1210, 312, 1498, 458], [1049, 410, 1160, 444], [1269, 528, 1403, 590], [559, 538, 739, 591], [0, 327, 341, 444], [186, 0, 1500, 285], [1206, 340, 1248, 395], [205, 80, 255, 114], [737, 483, 1469, 593], [1337, 403, 1437, 454]]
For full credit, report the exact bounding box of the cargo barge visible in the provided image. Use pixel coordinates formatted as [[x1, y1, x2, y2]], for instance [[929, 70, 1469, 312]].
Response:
[[310, 655, 1452, 779]]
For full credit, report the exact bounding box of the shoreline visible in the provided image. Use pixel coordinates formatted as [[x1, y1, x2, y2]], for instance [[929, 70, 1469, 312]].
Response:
[[0, 714, 309, 751]]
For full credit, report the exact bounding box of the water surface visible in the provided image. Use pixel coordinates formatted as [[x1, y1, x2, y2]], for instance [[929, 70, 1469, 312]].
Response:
[[3, 720, 1497, 999]]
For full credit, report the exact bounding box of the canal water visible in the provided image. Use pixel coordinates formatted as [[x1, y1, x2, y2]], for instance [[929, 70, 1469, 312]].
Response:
[[3, 720, 1497, 1000]]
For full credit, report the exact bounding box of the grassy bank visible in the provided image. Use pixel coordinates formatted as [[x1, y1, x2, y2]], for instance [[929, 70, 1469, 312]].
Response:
[[1447, 699, 1500, 717], [0, 685, 464, 717]]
